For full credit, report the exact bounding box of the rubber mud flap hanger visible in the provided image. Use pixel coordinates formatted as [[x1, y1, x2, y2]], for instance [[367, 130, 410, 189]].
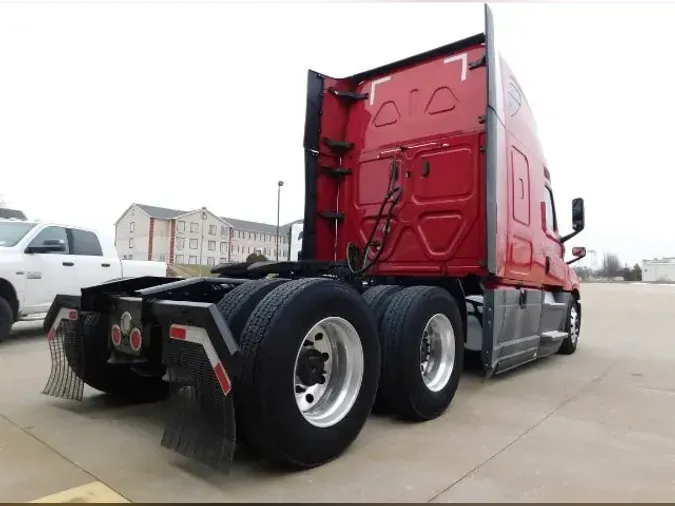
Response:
[[160, 329, 236, 471]]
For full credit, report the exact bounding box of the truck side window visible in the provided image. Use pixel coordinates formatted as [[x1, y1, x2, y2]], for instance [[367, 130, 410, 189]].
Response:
[[70, 228, 103, 256], [29, 226, 69, 254], [544, 186, 557, 233]]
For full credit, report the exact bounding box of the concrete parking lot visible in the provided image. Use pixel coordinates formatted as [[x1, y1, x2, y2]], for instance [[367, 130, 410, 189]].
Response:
[[1, 282, 674, 503]]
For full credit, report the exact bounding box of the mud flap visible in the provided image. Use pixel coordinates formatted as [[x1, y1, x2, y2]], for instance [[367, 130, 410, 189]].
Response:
[[160, 324, 236, 471], [42, 307, 86, 401]]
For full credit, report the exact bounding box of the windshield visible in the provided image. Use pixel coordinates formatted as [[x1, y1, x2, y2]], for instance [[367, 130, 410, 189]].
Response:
[[0, 222, 37, 247]]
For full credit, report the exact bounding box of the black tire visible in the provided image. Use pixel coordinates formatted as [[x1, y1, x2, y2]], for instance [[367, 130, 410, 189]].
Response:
[[379, 286, 464, 421], [558, 297, 581, 355], [235, 278, 380, 468], [0, 296, 12, 342], [65, 313, 168, 401], [362, 285, 402, 414], [215, 278, 287, 342]]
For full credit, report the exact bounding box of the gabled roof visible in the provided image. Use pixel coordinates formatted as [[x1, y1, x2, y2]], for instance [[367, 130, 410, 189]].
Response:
[[116, 203, 300, 235], [136, 203, 186, 220], [0, 208, 27, 220], [220, 217, 292, 235]]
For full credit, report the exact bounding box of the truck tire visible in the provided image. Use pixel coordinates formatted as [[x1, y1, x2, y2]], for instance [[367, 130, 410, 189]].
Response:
[[0, 296, 12, 342], [215, 278, 287, 342], [362, 285, 402, 414], [558, 297, 581, 355], [236, 278, 380, 468], [378, 286, 464, 421], [64, 313, 168, 401]]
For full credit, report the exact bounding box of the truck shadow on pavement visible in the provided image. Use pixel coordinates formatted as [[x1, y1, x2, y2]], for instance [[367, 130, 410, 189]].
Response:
[[44, 353, 551, 483]]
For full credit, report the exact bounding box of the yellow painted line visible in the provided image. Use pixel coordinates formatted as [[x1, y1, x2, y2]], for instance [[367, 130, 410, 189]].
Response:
[[28, 481, 129, 503]]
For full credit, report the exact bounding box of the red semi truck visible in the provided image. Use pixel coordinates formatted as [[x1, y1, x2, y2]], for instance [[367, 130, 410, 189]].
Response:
[[42, 5, 586, 471]]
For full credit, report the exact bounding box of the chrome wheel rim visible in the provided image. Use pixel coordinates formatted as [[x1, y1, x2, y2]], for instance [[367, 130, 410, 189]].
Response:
[[293, 317, 364, 428], [419, 313, 455, 392], [570, 305, 580, 344]]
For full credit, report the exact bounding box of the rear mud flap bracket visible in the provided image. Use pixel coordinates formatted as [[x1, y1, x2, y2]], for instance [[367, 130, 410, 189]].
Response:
[[42, 296, 86, 401], [152, 300, 241, 471]]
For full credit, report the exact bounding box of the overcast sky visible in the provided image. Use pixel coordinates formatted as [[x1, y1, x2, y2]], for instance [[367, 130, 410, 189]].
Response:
[[0, 2, 671, 265]]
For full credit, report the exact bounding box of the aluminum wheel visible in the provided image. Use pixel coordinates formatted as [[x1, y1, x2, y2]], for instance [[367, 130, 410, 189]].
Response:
[[293, 317, 364, 428], [419, 313, 456, 392], [570, 305, 580, 344]]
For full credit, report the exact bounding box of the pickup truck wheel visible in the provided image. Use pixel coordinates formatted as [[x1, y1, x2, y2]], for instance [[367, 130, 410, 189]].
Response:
[[378, 286, 464, 421], [65, 313, 168, 401], [558, 298, 581, 355], [236, 278, 380, 468], [215, 278, 287, 342], [362, 285, 402, 414], [0, 296, 12, 342]]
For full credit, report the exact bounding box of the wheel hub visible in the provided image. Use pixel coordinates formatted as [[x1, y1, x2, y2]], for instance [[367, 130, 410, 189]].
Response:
[[419, 313, 456, 393], [296, 347, 328, 386], [293, 317, 364, 428]]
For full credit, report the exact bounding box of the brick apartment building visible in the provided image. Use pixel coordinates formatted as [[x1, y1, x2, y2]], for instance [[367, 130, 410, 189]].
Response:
[[114, 203, 298, 266]]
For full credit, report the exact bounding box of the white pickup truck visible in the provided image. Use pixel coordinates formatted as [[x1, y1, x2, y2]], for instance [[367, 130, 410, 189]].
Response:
[[0, 219, 167, 341]]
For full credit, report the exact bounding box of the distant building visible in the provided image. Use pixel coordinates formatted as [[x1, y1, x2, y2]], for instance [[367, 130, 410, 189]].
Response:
[[114, 203, 297, 265], [642, 258, 675, 282], [288, 220, 303, 261], [0, 207, 27, 220]]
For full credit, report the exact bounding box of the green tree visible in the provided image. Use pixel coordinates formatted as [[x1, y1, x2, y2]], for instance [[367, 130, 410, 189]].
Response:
[[246, 251, 268, 263]]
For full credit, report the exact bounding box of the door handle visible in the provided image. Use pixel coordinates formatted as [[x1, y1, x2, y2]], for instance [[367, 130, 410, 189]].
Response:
[[63, 261, 74, 267], [101, 263, 111, 267]]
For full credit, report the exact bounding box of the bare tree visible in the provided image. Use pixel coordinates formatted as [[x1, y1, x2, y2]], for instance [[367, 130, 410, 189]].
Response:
[[600, 252, 622, 278]]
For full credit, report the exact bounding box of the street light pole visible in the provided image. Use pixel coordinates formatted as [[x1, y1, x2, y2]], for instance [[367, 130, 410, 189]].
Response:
[[199, 207, 207, 277], [276, 180, 284, 261]]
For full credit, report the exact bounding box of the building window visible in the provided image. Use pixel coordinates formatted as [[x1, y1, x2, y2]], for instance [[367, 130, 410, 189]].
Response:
[[131, 207, 135, 216], [252, 232, 257, 241], [129, 238, 134, 248], [238, 230, 243, 238], [248, 232, 252, 240], [188, 256, 197, 265], [209, 225, 217, 235], [190, 222, 199, 233], [177, 220, 185, 232], [189, 239, 198, 249], [219, 257, 227, 264], [176, 238, 185, 250], [129, 221, 135, 233], [220, 242, 227, 253], [176, 254, 184, 263], [208, 240, 216, 251], [207, 257, 215, 266], [221, 226, 227, 236]]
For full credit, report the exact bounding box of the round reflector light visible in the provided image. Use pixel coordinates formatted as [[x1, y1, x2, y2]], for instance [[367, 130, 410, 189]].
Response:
[[129, 328, 143, 352], [111, 324, 122, 347], [120, 311, 132, 334]]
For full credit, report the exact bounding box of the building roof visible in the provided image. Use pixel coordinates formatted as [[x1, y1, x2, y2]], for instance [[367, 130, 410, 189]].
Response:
[[0, 208, 27, 220], [135, 203, 188, 220], [126, 203, 299, 234]]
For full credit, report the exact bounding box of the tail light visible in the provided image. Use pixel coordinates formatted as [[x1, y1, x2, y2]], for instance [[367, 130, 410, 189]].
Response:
[[129, 328, 143, 352], [111, 324, 122, 347]]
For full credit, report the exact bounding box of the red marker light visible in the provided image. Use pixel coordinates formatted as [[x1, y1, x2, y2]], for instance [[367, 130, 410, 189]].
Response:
[[111, 324, 122, 347], [129, 328, 143, 352]]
